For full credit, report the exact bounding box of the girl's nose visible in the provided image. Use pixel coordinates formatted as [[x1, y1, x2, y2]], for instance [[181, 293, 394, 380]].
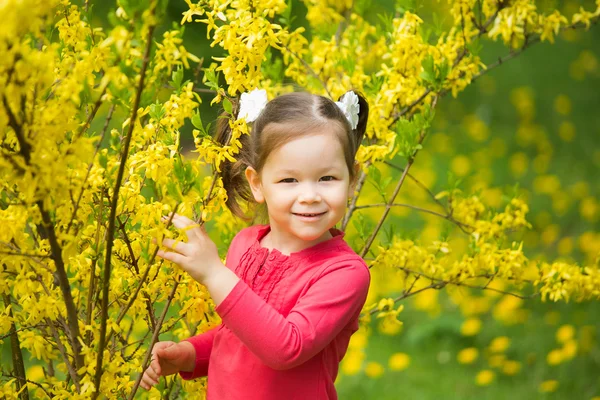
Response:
[[298, 186, 322, 203]]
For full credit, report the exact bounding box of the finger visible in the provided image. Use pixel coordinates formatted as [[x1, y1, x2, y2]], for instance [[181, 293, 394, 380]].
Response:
[[150, 355, 162, 376], [157, 249, 185, 264], [146, 365, 160, 381], [150, 359, 162, 377], [160, 238, 190, 253], [164, 214, 203, 239], [141, 373, 158, 389]]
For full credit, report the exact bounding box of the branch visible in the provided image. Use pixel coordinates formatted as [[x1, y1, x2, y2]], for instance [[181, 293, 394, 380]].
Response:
[[353, 202, 473, 232], [282, 44, 332, 98], [2, 93, 84, 375], [67, 103, 115, 236], [93, 12, 157, 397], [341, 160, 371, 231], [2, 294, 29, 400], [46, 319, 81, 391], [74, 84, 108, 141], [118, 217, 157, 332], [128, 277, 180, 399], [384, 161, 450, 211], [366, 268, 536, 317], [359, 95, 439, 258]]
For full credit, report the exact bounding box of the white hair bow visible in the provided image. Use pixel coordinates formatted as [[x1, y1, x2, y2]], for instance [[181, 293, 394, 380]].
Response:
[[237, 88, 268, 122], [335, 91, 360, 130]]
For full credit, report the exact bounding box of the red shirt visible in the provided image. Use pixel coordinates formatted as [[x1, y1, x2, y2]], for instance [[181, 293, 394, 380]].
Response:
[[180, 224, 371, 399]]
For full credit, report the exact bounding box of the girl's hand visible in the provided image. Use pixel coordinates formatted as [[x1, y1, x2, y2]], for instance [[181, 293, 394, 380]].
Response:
[[141, 341, 196, 390], [156, 213, 223, 284]]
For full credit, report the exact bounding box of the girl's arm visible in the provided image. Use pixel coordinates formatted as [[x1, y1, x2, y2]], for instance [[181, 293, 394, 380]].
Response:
[[179, 324, 221, 380], [204, 259, 370, 370]]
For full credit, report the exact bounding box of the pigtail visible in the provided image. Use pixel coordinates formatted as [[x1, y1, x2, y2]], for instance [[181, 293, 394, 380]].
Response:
[[213, 101, 254, 221]]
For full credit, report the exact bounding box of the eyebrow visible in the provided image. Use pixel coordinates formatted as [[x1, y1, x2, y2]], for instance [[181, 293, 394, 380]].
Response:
[[278, 167, 337, 174]]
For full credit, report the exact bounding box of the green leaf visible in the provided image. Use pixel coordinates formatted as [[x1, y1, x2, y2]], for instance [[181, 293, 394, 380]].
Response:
[[466, 38, 483, 57], [203, 67, 220, 91], [420, 54, 435, 84], [166, 181, 182, 201], [171, 67, 184, 91], [370, 165, 382, 186], [149, 101, 165, 121], [191, 112, 203, 130], [99, 152, 108, 169], [223, 98, 233, 114], [278, 0, 293, 25]]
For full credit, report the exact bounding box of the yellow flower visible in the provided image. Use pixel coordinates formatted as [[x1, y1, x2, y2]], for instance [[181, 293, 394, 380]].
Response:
[[457, 348, 479, 364], [546, 349, 563, 365], [562, 340, 578, 360], [463, 114, 490, 142], [558, 121, 576, 142], [364, 361, 385, 378], [451, 155, 472, 177], [475, 369, 495, 386], [509, 152, 529, 178], [556, 324, 575, 343], [341, 350, 365, 376], [501, 360, 522, 375], [461, 318, 482, 336], [554, 94, 572, 115], [388, 353, 411, 371], [489, 336, 511, 353], [539, 380, 559, 393], [557, 237, 574, 255], [580, 197, 599, 222], [488, 354, 506, 368]]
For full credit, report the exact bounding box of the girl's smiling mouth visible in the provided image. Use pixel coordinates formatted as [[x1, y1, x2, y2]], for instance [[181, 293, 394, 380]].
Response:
[[293, 212, 327, 219]]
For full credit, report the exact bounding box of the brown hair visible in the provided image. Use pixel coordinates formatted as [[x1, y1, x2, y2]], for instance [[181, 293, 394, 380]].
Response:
[[214, 91, 369, 220]]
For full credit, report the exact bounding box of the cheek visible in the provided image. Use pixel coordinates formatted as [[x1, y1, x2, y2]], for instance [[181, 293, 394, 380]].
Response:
[[326, 186, 349, 204]]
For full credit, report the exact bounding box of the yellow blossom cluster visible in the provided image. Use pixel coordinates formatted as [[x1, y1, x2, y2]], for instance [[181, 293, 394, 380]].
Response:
[[182, 0, 301, 96]]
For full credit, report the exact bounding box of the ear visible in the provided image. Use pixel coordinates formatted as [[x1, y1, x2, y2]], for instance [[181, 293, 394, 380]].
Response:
[[349, 161, 361, 193], [245, 166, 265, 203]]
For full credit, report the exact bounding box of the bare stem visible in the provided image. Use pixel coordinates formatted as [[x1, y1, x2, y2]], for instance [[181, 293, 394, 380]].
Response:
[[2, 294, 29, 400], [341, 160, 371, 231], [92, 12, 157, 397], [128, 278, 180, 399], [359, 96, 439, 258], [2, 93, 84, 376]]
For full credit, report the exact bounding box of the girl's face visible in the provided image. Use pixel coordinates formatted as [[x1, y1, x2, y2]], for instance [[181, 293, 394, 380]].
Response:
[[245, 126, 357, 253]]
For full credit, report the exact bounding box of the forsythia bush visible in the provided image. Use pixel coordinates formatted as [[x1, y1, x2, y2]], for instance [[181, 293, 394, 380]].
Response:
[[0, 0, 599, 398]]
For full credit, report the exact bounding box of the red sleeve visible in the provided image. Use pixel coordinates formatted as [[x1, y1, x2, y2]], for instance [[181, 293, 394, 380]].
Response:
[[215, 259, 370, 370], [179, 325, 220, 380], [179, 228, 251, 379]]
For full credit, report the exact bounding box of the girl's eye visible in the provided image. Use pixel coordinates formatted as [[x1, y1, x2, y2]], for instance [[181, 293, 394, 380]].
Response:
[[320, 176, 336, 181], [279, 178, 296, 183]]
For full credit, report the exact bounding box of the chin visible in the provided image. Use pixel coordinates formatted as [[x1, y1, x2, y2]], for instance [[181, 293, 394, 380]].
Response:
[[293, 229, 329, 242]]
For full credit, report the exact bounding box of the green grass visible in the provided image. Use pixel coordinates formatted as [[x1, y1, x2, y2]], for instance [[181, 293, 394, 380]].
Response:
[[336, 297, 600, 399]]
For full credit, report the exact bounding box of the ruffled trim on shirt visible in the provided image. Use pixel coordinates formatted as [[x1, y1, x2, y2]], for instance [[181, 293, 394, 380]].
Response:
[[235, 225, 347, 303]]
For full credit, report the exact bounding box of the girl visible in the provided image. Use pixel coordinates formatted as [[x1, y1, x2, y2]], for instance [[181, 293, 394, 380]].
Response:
[[141, 90, 371, 399]]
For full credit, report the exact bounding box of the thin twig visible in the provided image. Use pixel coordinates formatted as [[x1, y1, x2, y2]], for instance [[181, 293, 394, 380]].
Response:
[[360, 96, 439, 258], [2, 294, 29, 400], [67, 103, 115, 236], [93, 10, 157, 397], [341, 160, 371, 231], [282, 44, 332, 98], [353, 202, 473, 232], [128, 278, 180, 399], [3, 93, 84, 376]]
